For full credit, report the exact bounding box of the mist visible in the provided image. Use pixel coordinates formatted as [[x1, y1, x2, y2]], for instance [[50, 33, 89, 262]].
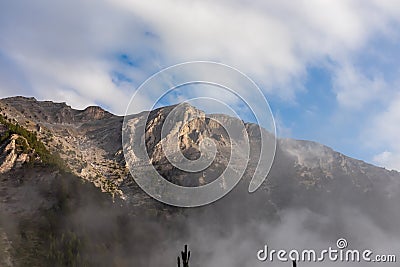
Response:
[[1, 136, 399, 266]]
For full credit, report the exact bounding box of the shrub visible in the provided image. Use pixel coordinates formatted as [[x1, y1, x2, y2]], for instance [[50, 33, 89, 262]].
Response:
[[0, 114, 66, 170]]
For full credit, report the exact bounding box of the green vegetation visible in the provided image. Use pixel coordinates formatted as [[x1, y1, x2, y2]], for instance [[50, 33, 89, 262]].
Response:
[[10, 172, 91, 267], [44, 175, 90, 266], [15, 136, 30, 154], [0, 114, 66, 170], [47, 231, 86, 267], [0, 129, 10, 144]]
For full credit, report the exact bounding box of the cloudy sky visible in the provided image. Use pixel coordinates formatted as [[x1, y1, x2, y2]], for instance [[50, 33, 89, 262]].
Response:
[[0, 0, 400, 170]]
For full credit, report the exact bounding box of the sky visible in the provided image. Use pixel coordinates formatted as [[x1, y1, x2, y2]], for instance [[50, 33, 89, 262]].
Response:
[[0, 0, 400, 170]]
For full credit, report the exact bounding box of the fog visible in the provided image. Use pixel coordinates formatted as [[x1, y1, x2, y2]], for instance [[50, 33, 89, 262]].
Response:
[[1, 144, 400, 266]]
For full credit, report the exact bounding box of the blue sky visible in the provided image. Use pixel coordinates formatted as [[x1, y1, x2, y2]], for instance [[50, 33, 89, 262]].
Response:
[[1, 0, 400, 170]]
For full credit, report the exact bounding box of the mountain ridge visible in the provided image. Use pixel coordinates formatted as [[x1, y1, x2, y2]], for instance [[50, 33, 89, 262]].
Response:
[[0, 95, 398, 196], [1, 96, 400, 266]]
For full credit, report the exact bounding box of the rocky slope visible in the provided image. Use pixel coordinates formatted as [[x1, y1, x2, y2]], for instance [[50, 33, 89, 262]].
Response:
[[1, 96, 398, 201], [0, 96, 127, 198], [0, 96, 399, 266]]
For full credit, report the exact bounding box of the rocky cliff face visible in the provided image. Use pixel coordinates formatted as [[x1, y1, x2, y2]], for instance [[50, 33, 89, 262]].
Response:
[[0, 134, 31, 174], [0, 96, 126, 198], [0, 96, 400, 266], [0, 96, 399, 202]]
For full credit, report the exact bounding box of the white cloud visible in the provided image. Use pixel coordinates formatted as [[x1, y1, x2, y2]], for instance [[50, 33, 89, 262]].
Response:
[[1, 0, 400, 115], [0, 0, 157, 113], [373, 151, 400, 170], [1, 0, 400, 169], [366, 93, 400, 170], [109, 0, 398, 98], [333, 63, 388, 109], [370, 94, 400, 148]]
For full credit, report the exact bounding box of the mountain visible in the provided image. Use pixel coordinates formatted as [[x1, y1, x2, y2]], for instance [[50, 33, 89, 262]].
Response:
[[0, 96, 399, 266]]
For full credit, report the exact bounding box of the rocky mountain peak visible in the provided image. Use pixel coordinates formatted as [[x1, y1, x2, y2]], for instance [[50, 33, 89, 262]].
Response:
[[79, 106, 113, 121], [0, 96, 113, 125]]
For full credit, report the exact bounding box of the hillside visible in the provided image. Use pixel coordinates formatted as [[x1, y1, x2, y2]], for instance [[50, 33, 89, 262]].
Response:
[[0, 96, 399, 266]]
